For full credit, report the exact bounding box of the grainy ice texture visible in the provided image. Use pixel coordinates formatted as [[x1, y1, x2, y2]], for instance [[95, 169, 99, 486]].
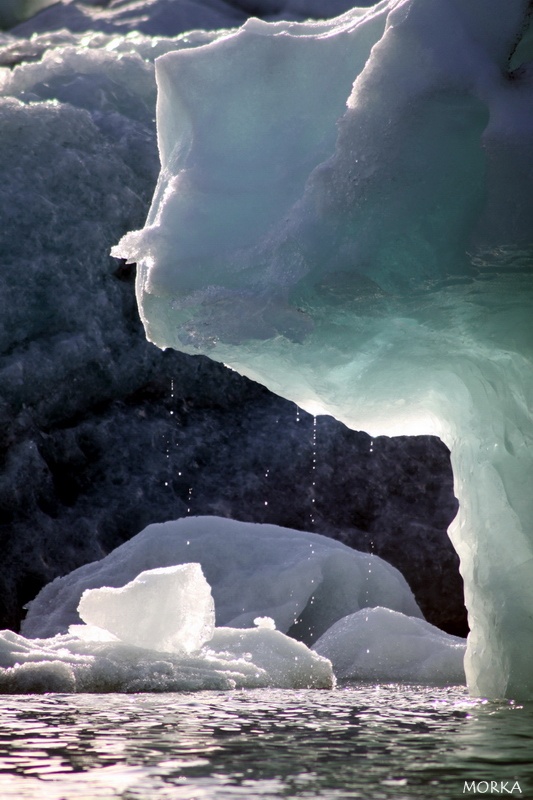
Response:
[[0, 3, 460, 638], [0, 560, 334, 693]]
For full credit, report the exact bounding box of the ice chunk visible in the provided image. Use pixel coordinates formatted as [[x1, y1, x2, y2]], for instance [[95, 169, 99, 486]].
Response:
[[0, 564, 333, 692], [22, 517, 422, 642], [254, 616, 276, 630], [0, 627, 333, 693], [207, 625, 334, 690], [313, 607, 466, 686], [113, 1, 533, 699], [77, 564, 215, 655]]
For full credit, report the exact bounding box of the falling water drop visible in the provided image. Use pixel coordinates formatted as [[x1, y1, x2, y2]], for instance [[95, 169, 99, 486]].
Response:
[[309, 415, 317, 526], [163, 378, 174, 489]]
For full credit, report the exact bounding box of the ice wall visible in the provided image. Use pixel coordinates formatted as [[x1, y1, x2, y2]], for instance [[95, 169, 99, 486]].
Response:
[[114, 0, 533, 698]]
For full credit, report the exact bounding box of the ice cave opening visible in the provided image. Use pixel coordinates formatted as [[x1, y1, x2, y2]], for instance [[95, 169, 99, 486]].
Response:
[[113, 0, 533, 699]]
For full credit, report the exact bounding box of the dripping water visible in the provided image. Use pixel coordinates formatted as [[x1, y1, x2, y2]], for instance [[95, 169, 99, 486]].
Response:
[[364, 437, 376, 655], [310, 415, 317, 527], [163, 379, 175, 489]]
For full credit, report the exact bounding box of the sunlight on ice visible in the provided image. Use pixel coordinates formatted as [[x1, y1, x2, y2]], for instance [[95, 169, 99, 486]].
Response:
[[112, 0, 533, 699], [0, 517, 467, 692]]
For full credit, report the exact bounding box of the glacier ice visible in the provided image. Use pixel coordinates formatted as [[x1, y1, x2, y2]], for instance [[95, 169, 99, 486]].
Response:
[[114, 0, 533, 698], [313, 607, 465, 686], [0, 563, 333, 692], [77, 563, 216, 654], [22, 517, 422, 642], [7, 521, 464, 692], [8, 0, 359, 38], [0, 4, 459, 641]]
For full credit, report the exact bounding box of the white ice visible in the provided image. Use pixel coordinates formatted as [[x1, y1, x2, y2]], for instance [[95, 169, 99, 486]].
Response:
[[22, 517, 422, 643], [2, 519, 466, 692], [77, 563, 215, 655], [313, 607, 466, 686], [0, 562, 333, 693]]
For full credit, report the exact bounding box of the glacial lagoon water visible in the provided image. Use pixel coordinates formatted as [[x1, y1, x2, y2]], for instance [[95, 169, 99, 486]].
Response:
[[0, 685, 531, 800]]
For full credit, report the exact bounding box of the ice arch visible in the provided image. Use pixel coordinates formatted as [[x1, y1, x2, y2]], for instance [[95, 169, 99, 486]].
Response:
[[114, 0, 533, 699]]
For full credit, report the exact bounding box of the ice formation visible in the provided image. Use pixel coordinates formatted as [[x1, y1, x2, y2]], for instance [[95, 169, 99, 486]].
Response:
[[114, 1, 533, 699], [0, 562, 333, 692], [313, 607, 465, 686], [77, 564, 215, 654], [6, 521, 463, 692], [22, 517, 422, 642], [0, 0, 457, 645], [7, 0, 360, 38]]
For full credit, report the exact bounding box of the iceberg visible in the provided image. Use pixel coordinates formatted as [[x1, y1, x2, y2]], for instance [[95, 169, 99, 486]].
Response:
[[114, 0, 533, 698], [13, 519, 463, 691], [0, 1, 458, 640], [313, 606, 465, 686], [22, 517, 422, 642], [77, 563, 216, 654], [0, 561, 333, 692]]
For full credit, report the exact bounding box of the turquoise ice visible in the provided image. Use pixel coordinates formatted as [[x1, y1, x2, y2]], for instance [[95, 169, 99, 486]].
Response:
[[114, 0, 533, 698]]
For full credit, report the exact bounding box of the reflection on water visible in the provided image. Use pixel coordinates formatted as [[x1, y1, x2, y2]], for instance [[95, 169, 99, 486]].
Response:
[[0, 685, 531, 799]]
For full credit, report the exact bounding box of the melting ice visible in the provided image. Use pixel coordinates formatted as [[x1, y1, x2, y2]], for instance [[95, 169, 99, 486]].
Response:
[[113, 0, 533, 699], [3, 0, 529, 697], [0, 518, 465, 693]]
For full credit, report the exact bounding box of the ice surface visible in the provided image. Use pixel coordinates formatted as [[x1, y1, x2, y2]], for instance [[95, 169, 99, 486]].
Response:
[[22, 517, 422, 643], [0, 3, 458, 642], [205, 625, 334, 690], [0, 625, 333, 692], [114, 1, 533, 698], [78, 564, 215, 654], [9, 0, 359, 38], [313, 607, 466, 686], [0, 565, 333, 692], [9, 525, 467, 692]]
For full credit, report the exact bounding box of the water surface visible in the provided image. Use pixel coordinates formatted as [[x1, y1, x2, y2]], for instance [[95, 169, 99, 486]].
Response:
[[0, 685, 531, 799]]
